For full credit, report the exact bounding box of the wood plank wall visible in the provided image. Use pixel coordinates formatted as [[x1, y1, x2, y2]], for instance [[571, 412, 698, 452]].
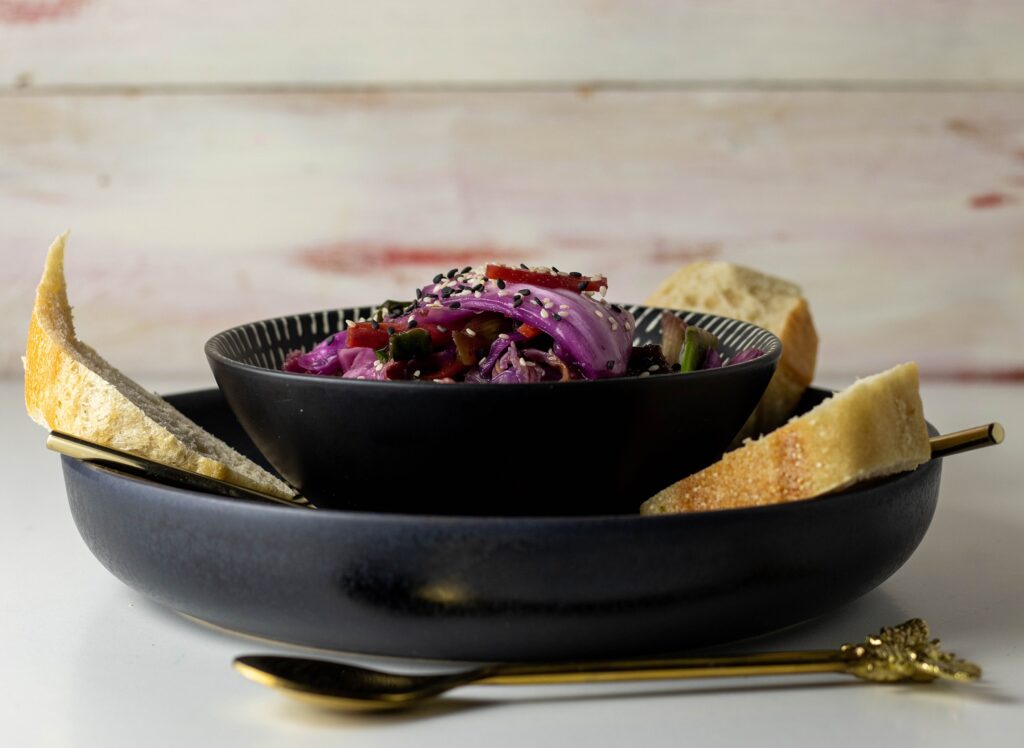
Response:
[[2, 2, 1022, 382]]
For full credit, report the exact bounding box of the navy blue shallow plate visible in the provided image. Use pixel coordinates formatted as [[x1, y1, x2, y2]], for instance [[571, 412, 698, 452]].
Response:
[[61, 388, 941, 662]]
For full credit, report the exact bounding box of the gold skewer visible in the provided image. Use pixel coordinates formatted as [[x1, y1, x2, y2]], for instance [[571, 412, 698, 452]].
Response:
[[930, 422, 1004, 459], [46, 431, 312, 509]]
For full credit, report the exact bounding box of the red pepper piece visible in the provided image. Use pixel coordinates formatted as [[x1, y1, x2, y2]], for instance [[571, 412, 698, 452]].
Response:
[[485, 264, 606, 293], [516, 323, 544, 339], [421, 358, 469, 381], [346, 318, 452, 350], [346, 324, 390, 350]]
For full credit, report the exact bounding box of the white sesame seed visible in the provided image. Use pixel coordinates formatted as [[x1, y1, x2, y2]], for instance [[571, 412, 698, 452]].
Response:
[[544, 302, 553, 309], [625, 321, 632, 330], [648, 364, 659, 372], [611, 322, 618, 331], [560, 304, 569, 310], [594, 310, 604, 318], [408, 315, 415, 324], [639, 371, 650, 378], [498, 333, 509, 339], [497, 290, 507, 297], [345, 319, 355, 328], [436, 325, 447, 333], [464, 328, 476, 337], [413, 370, 421, 377], [357, 375, 365, 379], [474, 291, 482, 298], [519, 357, 527, 367], [540, 309, 549, 319]]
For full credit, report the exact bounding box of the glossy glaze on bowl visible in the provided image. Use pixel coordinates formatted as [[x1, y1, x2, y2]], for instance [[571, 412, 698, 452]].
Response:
[[206, 306, 781, 514], [61, 388, 942, 662]]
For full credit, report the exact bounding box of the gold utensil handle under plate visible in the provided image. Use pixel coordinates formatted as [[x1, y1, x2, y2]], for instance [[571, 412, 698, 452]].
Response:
[[47, 431, 311, 509]]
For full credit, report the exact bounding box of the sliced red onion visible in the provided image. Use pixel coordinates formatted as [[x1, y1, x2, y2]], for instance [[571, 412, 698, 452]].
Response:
[[703, 347, 725, 369], [728, 349, 765, 366], [521, 348, 572, 382], [282, 331, 349, 375]]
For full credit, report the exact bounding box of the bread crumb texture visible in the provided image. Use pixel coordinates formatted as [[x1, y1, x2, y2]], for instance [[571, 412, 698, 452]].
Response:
[[640, 362, 930, 514], [24, 233, 296, 499]]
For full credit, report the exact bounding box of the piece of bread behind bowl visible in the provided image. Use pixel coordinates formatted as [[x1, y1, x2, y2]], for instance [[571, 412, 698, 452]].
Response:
[[646, 261, 818, 441]]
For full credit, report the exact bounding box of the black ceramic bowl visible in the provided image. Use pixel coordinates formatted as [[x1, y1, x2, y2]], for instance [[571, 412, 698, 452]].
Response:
[[60, 387, 943, 662], [206, 306, 780, 515]]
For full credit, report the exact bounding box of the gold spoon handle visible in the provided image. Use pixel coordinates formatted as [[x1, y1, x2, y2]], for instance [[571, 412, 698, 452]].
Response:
[[480, 650, 849, 685], [481, 618, 980, 686]]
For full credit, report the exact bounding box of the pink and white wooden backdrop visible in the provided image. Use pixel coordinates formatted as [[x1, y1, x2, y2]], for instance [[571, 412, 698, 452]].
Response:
[[2, 1, 1022, 382]]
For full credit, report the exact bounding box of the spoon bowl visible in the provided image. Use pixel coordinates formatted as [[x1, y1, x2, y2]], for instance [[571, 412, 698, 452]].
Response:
[[233, 656, 480, 711]]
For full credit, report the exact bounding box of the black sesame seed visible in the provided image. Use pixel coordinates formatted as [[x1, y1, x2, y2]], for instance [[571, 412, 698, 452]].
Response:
[[450, 302, 461, 309], [461, 266, 471, 274], [433, 273, 443, 284], [370, 320, 380, 330], [496, 278, 506, 289], [472, 283, 484, 292], [441, 288, 453, 298], [577, 281, 588, 292], [611, 304, 621, 313], [415, 288, 423, 299], [519, 288, 531, 296], [533, 298, 543, 306], [326, 334, 335, 344], [520, 263, 529, 269], [552, 313, 562, 321], [513, 298, 523, 308], [447, 268, 458, 279], [606, 360, 615, 370], [390, 307, 401, 315], [552, 266, 560, 273], [388, 327, 396, 335], [569, 271, 582, 277], [671, 363, 681, 372], [408, 319, 418, 329]]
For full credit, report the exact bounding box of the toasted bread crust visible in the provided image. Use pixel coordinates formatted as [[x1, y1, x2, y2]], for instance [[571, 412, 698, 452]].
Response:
[[640, 363, 931, 514], [24, 233, 295, 499]]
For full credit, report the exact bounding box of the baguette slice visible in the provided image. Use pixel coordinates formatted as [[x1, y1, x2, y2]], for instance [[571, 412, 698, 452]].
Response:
[[24, 232, 296, 500], [646, 261, 817, 439], [640, 362, 930, 514]]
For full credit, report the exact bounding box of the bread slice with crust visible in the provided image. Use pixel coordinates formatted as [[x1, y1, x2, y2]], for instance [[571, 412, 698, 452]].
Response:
[[24, 232, 296, 500], [646, 261, 818, 439], [640, 362, 930, 514]]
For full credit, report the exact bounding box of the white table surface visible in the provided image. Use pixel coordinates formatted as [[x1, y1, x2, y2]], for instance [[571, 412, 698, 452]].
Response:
[[2, 376, 1021, 747]]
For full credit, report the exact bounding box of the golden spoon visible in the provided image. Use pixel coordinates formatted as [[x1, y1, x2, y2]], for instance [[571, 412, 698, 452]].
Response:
[[233, 619, 981, 712]]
